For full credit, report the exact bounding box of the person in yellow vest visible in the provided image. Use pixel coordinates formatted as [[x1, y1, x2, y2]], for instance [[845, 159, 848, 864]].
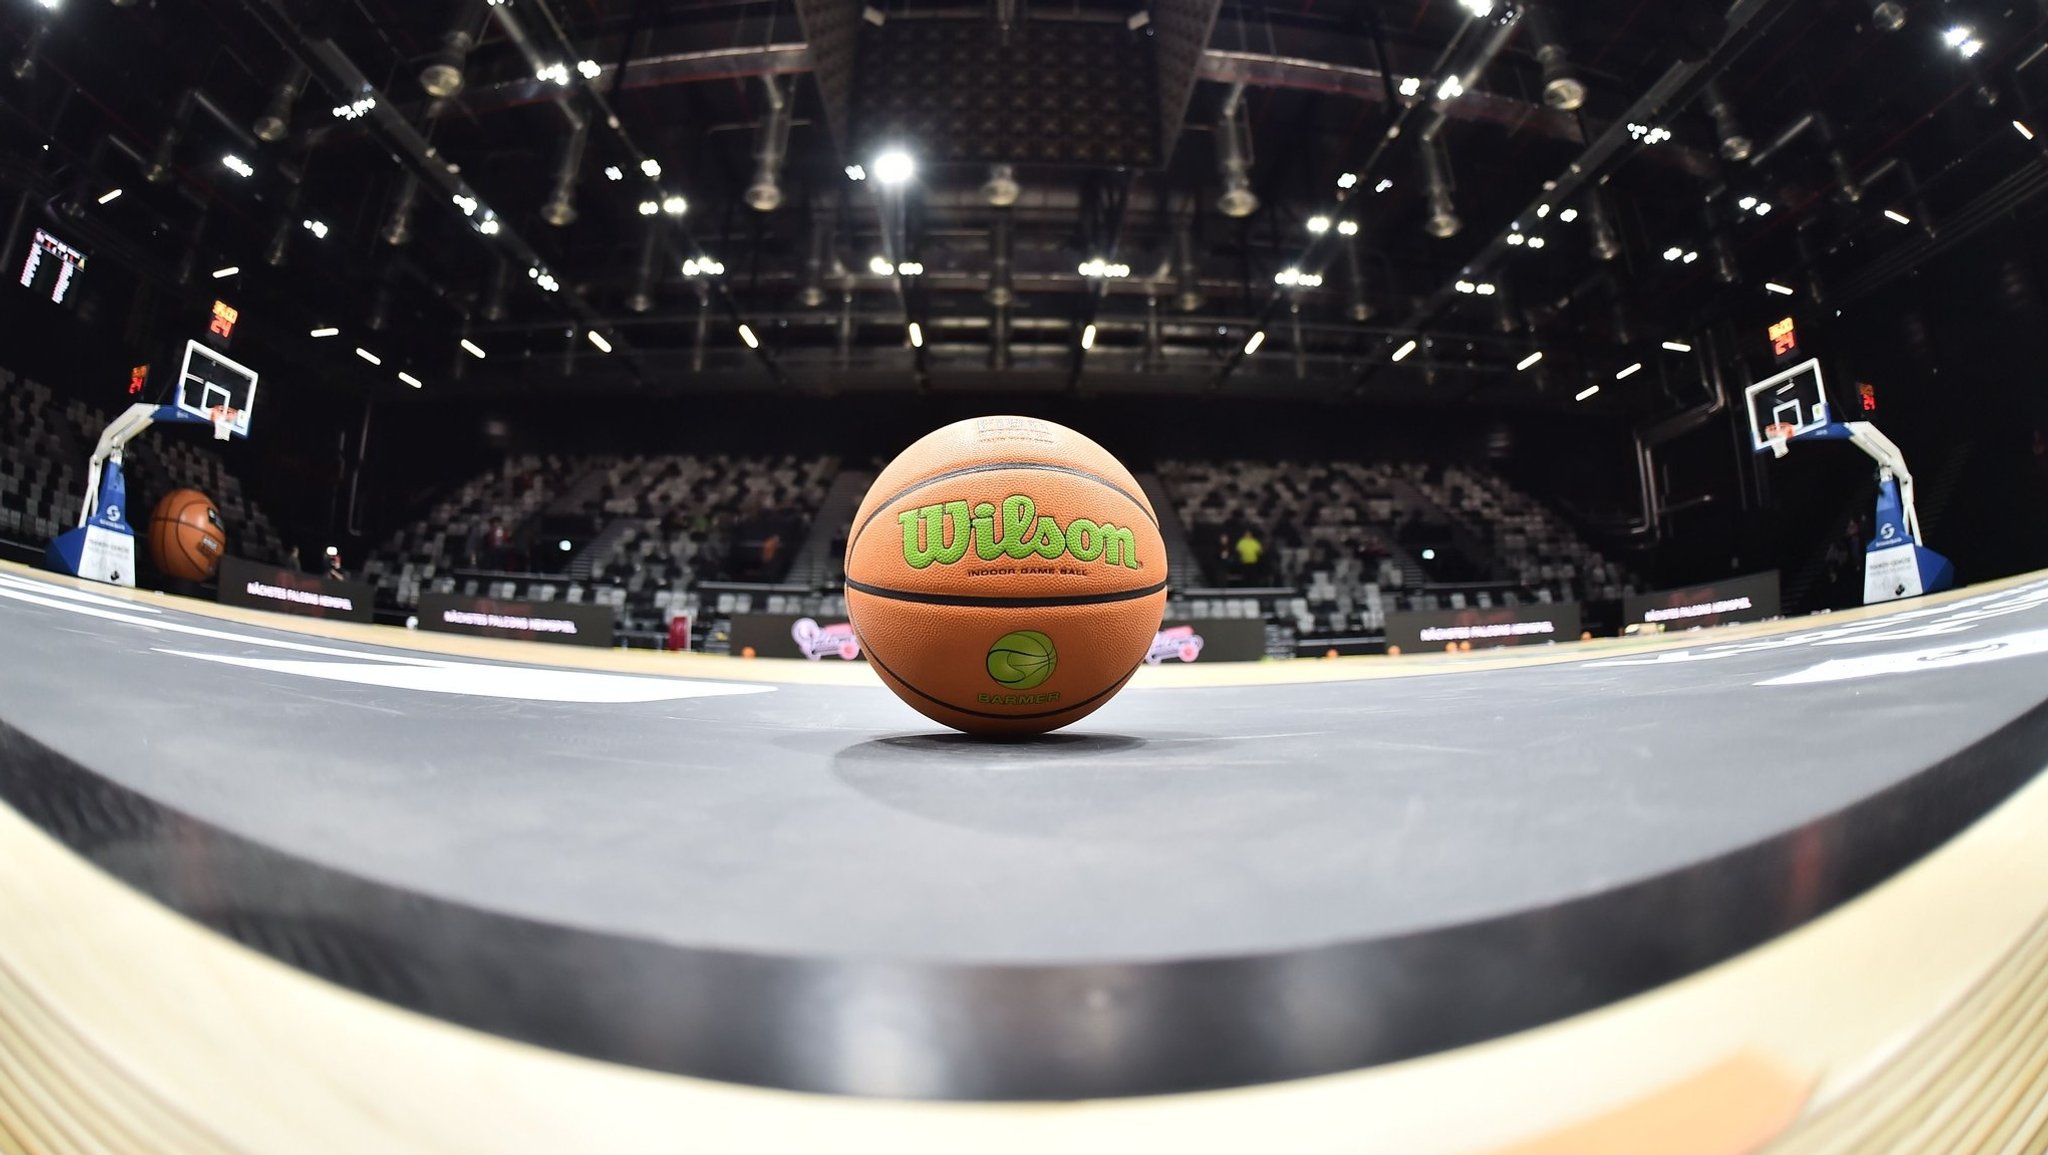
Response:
[[1234, 527, 1264, 582]]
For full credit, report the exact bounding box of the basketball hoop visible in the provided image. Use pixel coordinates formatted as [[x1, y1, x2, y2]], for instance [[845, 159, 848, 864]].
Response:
[[1764, 421, 1796, 459], [207, 406, 239, 442]]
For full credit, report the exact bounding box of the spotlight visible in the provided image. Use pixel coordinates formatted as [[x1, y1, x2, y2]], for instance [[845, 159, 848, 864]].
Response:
[[1398, 76, 1423, 98], [310, 327, 340, 338], [1475, 282, 1496, 296], [1942, 25, 1970, 47], [1509, 233, 1527, 246], [1456, 0, 1494, 16], [869, 255, 895, 276], [222, 154, 254, 178], [1527, 237, 1547, 249], [1455, 280, 1477, 293], [1337, 172, 1359, 189], [982, 163, 1021, 207], [559, 540, 573, 552], [845, 164, 867, 181], [1080, 323, 1095, 350], [302, 218, 329, 238], [897, 261, 924, 276], [738, 324, 760, 349], [1392, 338, 1418, 361], [1375, 179, 1394, 193], [640, 158, 662, 177], [420, 23, 475, 98], [909, 321, 926, 348], [1558, 207, 1579, 223], [1662, 340, 1693, 352], [588, 330, 613, 353], [1337, 220, 1359, 236], [1436, 76, 1465, 101], [1616, 363, 1642, 380], [662, 195, 687, 215], [1765, 282, 1795, 295], [1870, 1, 1905, 32], [1243, 330, 1266, 354], [873, 150, 914, 184], [576, 59, 601, 79], [1422, 549, 1437, 561], [1738, 195, 1758, 210], [1575, 384, 1600, 401], [1753, 201, 1774, 216], [1307, 215, 1331, 234], [355, 347, 381, 365], [398, 371, 423, 388], [638, 200, 659, 215], [604, 166, 623, 181], [1664, 246, 1684, 261], [461, 338, 486, 359], [1683, 251, 1699, 263], [1702, 81, 1752, 163], [478, 218, 500, 235], [1517, 351, 1544, 370], [1216, 95, 1258, 217]]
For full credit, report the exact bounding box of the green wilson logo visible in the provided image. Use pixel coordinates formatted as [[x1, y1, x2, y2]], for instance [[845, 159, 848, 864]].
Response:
[[899, 494, 1139, 569], [986, 630, 1057, 691]]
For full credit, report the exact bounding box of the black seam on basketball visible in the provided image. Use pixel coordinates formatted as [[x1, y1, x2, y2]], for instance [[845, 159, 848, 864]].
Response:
[[863, 644, 1142, 723], [846, 578, 1168, 608], [847, 461, 1158, 557]]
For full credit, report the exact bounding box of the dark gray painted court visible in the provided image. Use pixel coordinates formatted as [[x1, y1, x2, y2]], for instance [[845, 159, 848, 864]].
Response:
[[4, 567, 2047, 1099]]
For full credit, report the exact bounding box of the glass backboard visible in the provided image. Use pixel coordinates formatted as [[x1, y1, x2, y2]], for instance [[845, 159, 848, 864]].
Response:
[[175, 339, 258, 438], [1745, 358, 1830, 452]]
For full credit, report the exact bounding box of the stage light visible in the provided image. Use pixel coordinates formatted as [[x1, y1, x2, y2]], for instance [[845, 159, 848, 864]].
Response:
[[1536, 204, 1551, 218], [1273, 269, 1323, 287], [1616, 363, 1642, 379], [1753, 201, 1773, 216], [310, 327, 339, 338], [2017, 121, 2037, 141], [738, 324, 759, 348], [1884, 209, 1912, 225], [1375, 178, 1394, 193], [576, 59, 601, 79], [1663, 246, 1684, 261], [1337, 220, 1359, 236], [355, 347, 381, 364], [1766, 282, 1795, 295], [1683, 250, 1699, 263], [662, 195, 687, 215], [461, 338, 486, 359], [1517, 351, 1544, 370], [845, 164, 867, 181], [1080, 323, 1095, 350], [1457, 0, 1494, 15], [478, 218, 500, 235], [1575, 384, 1600, 401], [604, 166, 623, 181], [1455, 280, 1477, 293], [1738, 195, 1757, 210], [1508, 233, 1527, 246], [1475, 282, 1496, 296], [587, 330, 613, 353], [1558, 208, 1579, 222], [640, 158, 661, 177], [212, 266, 239, 279], [303, 219, 330, 239], [682, 257, 723, 277], [874, 149, 914, 184], [910, 322, 925, 348], [1078, 258, 1131, 278], [1398, 76, 1422, 98], [222, 154, 253, 178], [869, 255, 894, 276], [897, 261, 924, 276], [1437, 76, 1465, 101], [1308, 215, 1331, 234], [1527, 237, 1547, 249], [1422, 548, 1437, 560], [97, 188, 122, 205], [1392, 338, 1418, 361], [398, 371, 423, 388], [559, 540, 572, 552], [1662, 340, 1693, 352], [1243, 330, 1266, 354], [1337, 172, 1359, 189], [638, 200, 658, 216]]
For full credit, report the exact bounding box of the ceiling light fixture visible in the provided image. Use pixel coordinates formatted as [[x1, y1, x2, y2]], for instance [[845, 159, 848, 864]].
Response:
[[1375, 178, 1394, 193], [310, 327, 339, 338], [1392, 338, 1418, 361], [302, 219, 329, 238], [738, 324, 759, 349], [1337, 219, 1359, 236], [1337, 172, 1359, 189], [662, 195, 687, 215], [2016, 121, 2037, 141], [478, 218, 500, 235], [212, 266, 239, 279], [1457, 0, 1495, 16], [1558, 207, 1579, 223], [398, 371, 423, 388], [1243, 330, 1266, 355], [1080, 323, 1095, 350], [1437, 76, 1465, 101], [604, 166, 623, 181], [1884, 209, 1912, 225], [1765, 282, 1795, 295], [637, 200, 658, 216], [97, 188, 122, 205], [576, 59, 601, 79], [1575, 384, 1600, 401], [845, 164, 867, 181], [640, 158, 662, 178], [1616, 362, 1642, 379], [587, 330, 613, 353], [1307, 215, 1331, 234], [1517, 351, 1544, 370], [222, 154, 253, 178], [869, 255, 895, 276], [461, 338, 486, 359], [1527, 237, 1547, 249], [355, 347, 381, 365], [909, 322, 925, 348], [1398, 76, 1423, 98], [897, 261, 924, 276], [873, 149, 914, 184]]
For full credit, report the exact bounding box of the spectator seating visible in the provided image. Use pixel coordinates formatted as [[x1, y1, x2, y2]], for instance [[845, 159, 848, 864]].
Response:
[[1408, 466, 1634, 602]]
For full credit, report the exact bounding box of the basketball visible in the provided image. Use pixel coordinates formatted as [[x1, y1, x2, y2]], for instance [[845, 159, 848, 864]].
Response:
[[148, 488, 227, 582], [845, 416, 1167, 736]]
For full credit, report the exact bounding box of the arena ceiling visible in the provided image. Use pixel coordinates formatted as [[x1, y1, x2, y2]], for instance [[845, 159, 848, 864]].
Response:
[[3, 0, 2047, 415]]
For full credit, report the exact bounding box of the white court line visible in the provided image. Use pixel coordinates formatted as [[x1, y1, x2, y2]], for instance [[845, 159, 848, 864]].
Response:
[[156, 650, 774, 703], [0, 584, 442, 664], [0, 572, 162, 613]]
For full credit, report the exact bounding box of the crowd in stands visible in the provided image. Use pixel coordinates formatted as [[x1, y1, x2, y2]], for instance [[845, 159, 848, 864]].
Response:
[[0, 373, 288, 566]]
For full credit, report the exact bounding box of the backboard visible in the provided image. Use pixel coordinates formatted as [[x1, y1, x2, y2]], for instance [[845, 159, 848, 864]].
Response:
[[1745, 358, 1830, 452], [175, 339, 257, 438]]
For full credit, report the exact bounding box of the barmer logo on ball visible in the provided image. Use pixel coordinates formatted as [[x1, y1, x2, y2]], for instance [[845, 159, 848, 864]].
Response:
[[899, 495, 1139, 570]]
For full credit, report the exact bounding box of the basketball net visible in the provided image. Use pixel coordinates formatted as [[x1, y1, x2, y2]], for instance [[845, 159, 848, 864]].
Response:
[[208, 406, 239, 442], [1764, 422, 1796, 459]]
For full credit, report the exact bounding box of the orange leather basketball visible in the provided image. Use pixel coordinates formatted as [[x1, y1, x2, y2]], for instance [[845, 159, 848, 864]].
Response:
[[148, 488, 227, 582], [845, 416, 1167, 736]]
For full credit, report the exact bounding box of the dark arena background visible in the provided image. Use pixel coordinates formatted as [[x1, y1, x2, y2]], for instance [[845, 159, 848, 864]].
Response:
[[6, 0, 2048, 1150]]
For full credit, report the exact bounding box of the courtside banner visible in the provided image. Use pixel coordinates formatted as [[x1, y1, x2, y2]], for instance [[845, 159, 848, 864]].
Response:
[[215, 557, 374, 623], [418, 592, 613, 647], [1623, 571, 1781, 630], [1145, 619, 1265, 663], [1385, 603, 1581, 651]]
